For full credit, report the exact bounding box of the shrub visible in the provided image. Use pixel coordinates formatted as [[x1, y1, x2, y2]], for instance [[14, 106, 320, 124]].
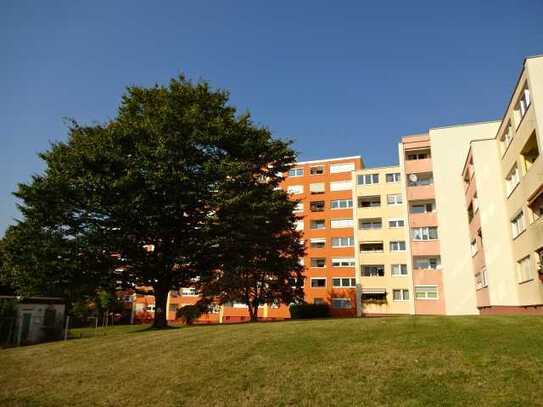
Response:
[[177, 305, 203, 325], [289, 303, 330, 319]]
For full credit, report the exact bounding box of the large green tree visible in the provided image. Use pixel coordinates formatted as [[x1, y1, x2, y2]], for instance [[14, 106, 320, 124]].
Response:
[[10, 76, 301, 328]]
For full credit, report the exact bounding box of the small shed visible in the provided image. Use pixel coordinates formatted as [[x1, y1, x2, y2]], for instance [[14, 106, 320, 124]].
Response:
[[0, 296, 65, 345]]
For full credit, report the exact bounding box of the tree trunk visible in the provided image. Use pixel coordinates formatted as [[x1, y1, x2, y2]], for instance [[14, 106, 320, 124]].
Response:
[[248, 303, 258, 322], [152, 286, 169, 329]]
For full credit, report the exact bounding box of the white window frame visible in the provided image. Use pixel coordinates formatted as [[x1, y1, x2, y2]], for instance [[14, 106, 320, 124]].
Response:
[[330, 180, 352, 191], [331, 257, 355, 267], [330, 162, 355, 174], [288, 168, 304, 177], [331, 218, 353, 229], [511, 211, 525, 239], [389, 241, 406, 252], [388, 219, 405, 228], [310, 165, 324, 175], [517, 255, 532, 283], [310, 219, 326, 230], [391, 264, 408, 277], [411, 227, 438, 241], [310, 277, 327, 288], [331, 277, 357, 288], [415, 285, 438, 300], [293, 202, 304, 212], [309, 238, 326, 248], [387, 193, 403, 205], [310, 258, 326, 268], [309, 183, 325, 194], [357, 173, 379, 185], [386, 173, 401, 183], [331, 236, 354, 248], [287, 185, 304, 195], [331, 199, 353, 209], [392, 289, 410, 301], [505, 164, 520, 197]]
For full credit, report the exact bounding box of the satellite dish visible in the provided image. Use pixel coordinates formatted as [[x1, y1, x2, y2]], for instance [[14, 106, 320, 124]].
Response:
[[409, 173, 418, 183]]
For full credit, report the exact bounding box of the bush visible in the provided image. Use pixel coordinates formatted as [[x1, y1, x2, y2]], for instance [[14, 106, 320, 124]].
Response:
[[289, 303, 330, 319], [176, 305, 203, 325]]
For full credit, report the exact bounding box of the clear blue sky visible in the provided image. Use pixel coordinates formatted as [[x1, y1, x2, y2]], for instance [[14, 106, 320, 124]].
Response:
[[1, 1, 542, 234]]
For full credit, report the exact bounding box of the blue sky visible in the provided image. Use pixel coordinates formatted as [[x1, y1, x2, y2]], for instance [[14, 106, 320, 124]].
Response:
[[1, 1, 542, 234]]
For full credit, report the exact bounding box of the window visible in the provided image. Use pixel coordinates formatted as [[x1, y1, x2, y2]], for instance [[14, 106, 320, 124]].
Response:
[[410, 202, 435, 213], [357, 174, 379, 185], [411, 227, 438, 241], [391, 264, 408, 276], [470, 239, 478, 256], [330, 163, 355, 173], [310, 183, 325, 194], [387, 193, 403, 205], [361, 265, 385, 277], [360, 242, 384, 253], [332, 278, 356, 288], [359, 218, 382, 230], [500, 122, 514, 154], [414, 257, 441, 270], [511, 211, 525, 239], [181, 288, 198, 296], [288, 168, 303, 177], [332, 258, 355, 267], [390, 241, 406, 251], [287, 185, 304, 195], [330, 181, 352, 191], [473, 194, 479, 212], [311, 258, 326, 268], [331, 298, 352, 309], [331, 199, 353, 209], [415, 286, 438, 300], [310, 166, 324, 175], [358, 195, 381, 208], [406, 151, 430, 160], [408, 173, 433, 186], [310, 219, 325, 230], [361, 290, 386, 302], [311, 278, 326, 288], [310, 201, 325, 212], [517, 256, 532, 283], [293, 202, 304, 212], [331, 218, 353, 229], [515, 83, 531, 124], [475, 268, 488, 289], [388, 219, 405, 228], [310, 238, 326, 248], [520, 131, 540, 174], [392, 289, 409, 301], [505, 164, 520, 197], [295, 220, 304, 231], [529, 189, 543, 221], [331, 236, 354, 247], [467, 202, 474, 223], [289, 278, 304, 288], [386, 173, 401, 183]]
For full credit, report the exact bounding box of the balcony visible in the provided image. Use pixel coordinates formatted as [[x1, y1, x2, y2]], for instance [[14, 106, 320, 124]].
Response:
[[411, 240, 440, 256], [405, 157, 433, 174], [408, 212, 438, 228], [407, 184, 435, 201]]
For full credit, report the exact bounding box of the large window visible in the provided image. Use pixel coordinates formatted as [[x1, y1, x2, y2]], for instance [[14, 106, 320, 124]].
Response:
[[310, 238, 326, 248], [361, 265, 385, 277], [511, 211, 525, 239], [359, 218, 382, 230], [330, 162, 355, 173], [386, 173, 401, 183], [331, 236, 354, 248], [331, 298, 352, 309], [408, 173, 433, 187], [406, 151, 430, 160], [332, 258, 355, 267], [387, 193, 403, 205], [288, 168, 303, 177], [514, 83, 531, 124], [389, 241, 406, 251], [414, 257, 441, 270], [311, 278, 326, 288], [310, 219, 326, 230], [331, 218, 353, 229], [360, 242, 384, 253], [330, 181, 352, 191], [415, 286, 438, 300], [332, 278, 356, 288], [287, 185, 304, 194], [411, 227, 438, 241], [410, 201, 435, 213], [517, 256, 532, 283], [331, 199, 353, 209], [358, 195, 381, 208], [357, 174, 379, 185], [391, 264, 408, 276], [505, 164, 520, 197], [311, 258, 326, 268], [392, 289, 409, 301]]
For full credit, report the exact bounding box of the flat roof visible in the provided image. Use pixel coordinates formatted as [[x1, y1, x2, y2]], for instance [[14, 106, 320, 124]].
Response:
[[294, 155, 362, 165]]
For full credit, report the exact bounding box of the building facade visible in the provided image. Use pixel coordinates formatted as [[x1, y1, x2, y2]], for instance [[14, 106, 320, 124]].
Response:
[[131, 55, 543, 321]]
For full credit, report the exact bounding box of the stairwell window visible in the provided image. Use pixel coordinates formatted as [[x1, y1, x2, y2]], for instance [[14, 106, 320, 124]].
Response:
[[511, 211, 525, 239]]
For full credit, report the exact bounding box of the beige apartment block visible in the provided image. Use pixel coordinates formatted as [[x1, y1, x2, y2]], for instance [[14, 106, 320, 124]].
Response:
[[494, 55, 543, 309], [352, 166, 412, 315]]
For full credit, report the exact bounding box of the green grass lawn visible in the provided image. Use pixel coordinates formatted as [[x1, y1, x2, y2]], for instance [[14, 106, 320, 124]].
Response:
[[1, 316, 543, 406]]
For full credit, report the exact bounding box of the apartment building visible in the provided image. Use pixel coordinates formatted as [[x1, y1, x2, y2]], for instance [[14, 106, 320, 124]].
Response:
[[130, 54, 542, 321], [352, 166, 412, 315]]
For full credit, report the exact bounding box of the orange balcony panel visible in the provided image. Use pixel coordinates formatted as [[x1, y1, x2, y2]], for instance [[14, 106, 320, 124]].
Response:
[[404, 158, 433, 174], [476, 287, 490, 308], [464, 176, 477, 205], [468, 211, 481, 237], [412, 269, 445, 315], [407, 184, 435, 201], [472, 249, 486, 272], [410, 240, 440, 256], [409, 212, 438, 228]]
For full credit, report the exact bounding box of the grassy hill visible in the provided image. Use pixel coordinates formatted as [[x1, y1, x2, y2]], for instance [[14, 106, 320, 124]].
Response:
[[1, 316, 543, 406]]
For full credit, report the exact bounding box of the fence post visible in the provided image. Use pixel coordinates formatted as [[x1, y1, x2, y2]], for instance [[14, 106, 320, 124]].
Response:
[[64, 315, 70, 341]]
